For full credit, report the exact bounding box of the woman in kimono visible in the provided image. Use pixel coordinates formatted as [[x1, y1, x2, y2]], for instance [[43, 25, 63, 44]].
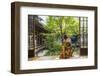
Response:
[[60, 34, 73, 59]]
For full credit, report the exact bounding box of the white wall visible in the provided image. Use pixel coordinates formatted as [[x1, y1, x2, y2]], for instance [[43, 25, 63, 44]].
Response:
[[0, 0, 100, 76]]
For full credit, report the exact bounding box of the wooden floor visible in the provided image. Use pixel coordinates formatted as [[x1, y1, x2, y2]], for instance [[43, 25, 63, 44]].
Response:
[[28, 55, 87, 61], [28, 48, 87, 61]]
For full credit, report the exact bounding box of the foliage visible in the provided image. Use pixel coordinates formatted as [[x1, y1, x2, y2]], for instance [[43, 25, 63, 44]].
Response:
[[44, 34, 61, 56], [44, 16, 79, 36]]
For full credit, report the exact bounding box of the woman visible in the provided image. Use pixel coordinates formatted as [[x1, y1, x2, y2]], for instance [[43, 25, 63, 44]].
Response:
[[60, 34, 73, 59]]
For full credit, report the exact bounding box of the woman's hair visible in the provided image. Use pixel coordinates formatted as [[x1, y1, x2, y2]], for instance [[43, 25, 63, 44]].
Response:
[[64, 34, 68, 40]]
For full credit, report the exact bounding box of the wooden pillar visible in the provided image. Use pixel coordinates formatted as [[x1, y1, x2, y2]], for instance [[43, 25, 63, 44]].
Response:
[[28, 15, 35, 58]]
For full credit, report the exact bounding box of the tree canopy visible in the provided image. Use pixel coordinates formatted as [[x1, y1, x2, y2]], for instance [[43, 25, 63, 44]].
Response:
[[44, 16, 79, 37]]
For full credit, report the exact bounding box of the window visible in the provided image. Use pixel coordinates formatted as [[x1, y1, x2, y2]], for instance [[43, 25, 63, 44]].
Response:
[[80, 17, 88, 48]]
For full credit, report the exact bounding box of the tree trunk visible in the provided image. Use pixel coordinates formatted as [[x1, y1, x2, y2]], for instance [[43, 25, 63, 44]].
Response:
[[59, 17, 63, 44]]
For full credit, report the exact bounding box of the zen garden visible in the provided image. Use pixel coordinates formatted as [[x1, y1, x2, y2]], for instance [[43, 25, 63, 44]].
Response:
[[28, 15, 88, 60]]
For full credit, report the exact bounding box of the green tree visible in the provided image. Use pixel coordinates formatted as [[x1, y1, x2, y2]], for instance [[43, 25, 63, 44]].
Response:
[[43, 16, 79, 56]]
